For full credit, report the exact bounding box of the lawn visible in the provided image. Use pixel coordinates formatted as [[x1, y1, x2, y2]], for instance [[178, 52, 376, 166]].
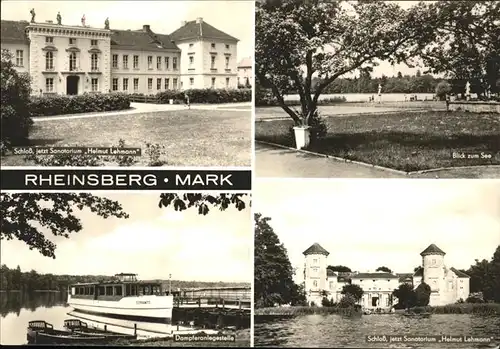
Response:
[[255, 108, 500, 172], [1, 109, 251, 167]]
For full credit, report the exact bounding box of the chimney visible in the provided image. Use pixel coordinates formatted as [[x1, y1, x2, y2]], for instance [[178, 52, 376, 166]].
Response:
[[181, 21, 187, 27], [196, 17, 203, 24], [143, 24, 150, 32]]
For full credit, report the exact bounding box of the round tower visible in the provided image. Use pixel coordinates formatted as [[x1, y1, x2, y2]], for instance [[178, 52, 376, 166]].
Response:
[[420, 244, 446, 295], [303, 243, 329, 305]]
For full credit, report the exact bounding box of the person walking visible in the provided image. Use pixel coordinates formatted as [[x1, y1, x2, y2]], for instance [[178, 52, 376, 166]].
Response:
[[184, 92, 190, 109]]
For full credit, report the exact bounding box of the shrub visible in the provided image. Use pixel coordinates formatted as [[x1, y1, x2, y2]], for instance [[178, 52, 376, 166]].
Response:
[[435, 81, 452, 101], [155, 88, 251, 104], [28, 93, 131, 117], [338, 294, 357, 308], [1, 49, 34, 151]]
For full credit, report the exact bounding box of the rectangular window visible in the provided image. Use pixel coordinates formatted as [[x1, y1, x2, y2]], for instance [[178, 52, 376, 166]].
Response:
[[123, 55, 128, 69], [112, 54, 118, 68], [172, 57, 177, 70], [211, 43, 216, 49], [46, 37, 53, 43], [45, 52, 54, 70], [91, 54, 98, 71], [211, 77, 215, 88], [15, 50, 23, 66], [105, 286, 113, 296], [226, 77, 230, 88], [189, 77, 194, 86], [225, 56, 230, 69], [164, 78, 169, 90], [189, 56, 194, 66], [115, 286, 123, 296], [189, 43, 194, 48], [112, 78, 118, 91], [165, 57, 169, 69], [69, 38, 76, 45], [148, 78, 152, 90], [211, 56, 216, 69], [69, 52, 77, 71], [45, 78, 54, 92], [172, 78, 177, 89], [91, 78, 98, 91], [225, 44, 230, 49], [123, 78, 128, 91], [157, 57, 161, 69], [147, 56, 153, 69], [90, 39, 98, 46], [133, 78, 139, 91], [157, 78, 161, 90], [133, 55, 139, 69]]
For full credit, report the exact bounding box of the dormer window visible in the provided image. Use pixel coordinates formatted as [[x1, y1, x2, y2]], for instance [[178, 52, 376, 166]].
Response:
[[46, 37, 53, 43]]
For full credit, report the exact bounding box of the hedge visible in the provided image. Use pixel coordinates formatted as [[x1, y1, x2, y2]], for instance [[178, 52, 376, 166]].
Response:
[[29, 93, 131, 117], [256, 88, 346, 106], [130, 88, 251, 104]]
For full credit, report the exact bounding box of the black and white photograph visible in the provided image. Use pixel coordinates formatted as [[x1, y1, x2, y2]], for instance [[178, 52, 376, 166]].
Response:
[[255, 0, 500, 179], [0, 1, 253, 167], [254, 179, 500, 348], [0, 192, 251, 347]]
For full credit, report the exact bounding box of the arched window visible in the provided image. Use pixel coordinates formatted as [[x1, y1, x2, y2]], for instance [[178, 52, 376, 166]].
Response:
[[91, 53, 98, 71], [69, 52, 77, 71], [46, 51, 54, 70]]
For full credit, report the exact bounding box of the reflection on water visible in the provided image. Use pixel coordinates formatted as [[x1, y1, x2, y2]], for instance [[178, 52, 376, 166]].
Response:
[[254, 314, 500, 348]]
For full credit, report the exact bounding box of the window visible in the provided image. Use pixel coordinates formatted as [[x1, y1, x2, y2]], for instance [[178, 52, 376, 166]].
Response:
[[133, 55, 139, 69], [225, 44, 230, 49], [313, 259, 318, 265], [115, 286, 122, 296], [90, 287, 94, 295], [148, 78, 153, 90], [45, 52, 54, 70], [189, 43, 193, 48], [173, 78, 177, 89], [69, 38, 76, 45], [164, 78, 169, 90], [123, 55, 128, 69], [225, 77, 230, 88], [133, 78, 139, 91], [189, 77, 194, 86], [157, 78, 161, 90], [329, 281, 334, 289], [105, 286, 113, 295], [225, 56, 230, 69], [46, 36, 53, 43], [91, 53, 98, 71], [431, 259, 436, 266], [45, 78, 54, 92], [165, 57, 169, 69], [189, 56, 194, 66], [98, 286, 105, 295], [157, 57, 161, 69], [15, 50, 23, 66], [112, 54, 118, 68], [112, 78, 118, 91], [211, 43, 216, 49], [172, 57, 177, 70], [123, 78, 128, 91], [69, 52, 77, 71], [211, 55, 216, 69], [147, 56, 153, 69], [313, 280, 318, 287], [211, 77, 215, 88], [91, 78, 98, 91]]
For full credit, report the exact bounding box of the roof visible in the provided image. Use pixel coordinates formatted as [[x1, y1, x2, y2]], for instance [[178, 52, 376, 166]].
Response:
[[450, 267, 470, 278], [420, 244, 446, 256], [413, 267, 424, 277], [0, 20, 29, 44], [397, 273, 414, 283], [303, 243, 329, 256], [326, 269, 337, 277], [238, 57, 252, 68], [170, 19, 238, 42], [111, 28, 179, 51], [351, 272, 399, 279]]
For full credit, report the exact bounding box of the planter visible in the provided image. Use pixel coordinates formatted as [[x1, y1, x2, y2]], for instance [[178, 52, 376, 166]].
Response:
[[293, 126, 311, 150]]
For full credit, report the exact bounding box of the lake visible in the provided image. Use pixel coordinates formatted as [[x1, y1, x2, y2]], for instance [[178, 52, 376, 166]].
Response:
[[254, 314, 500, 348], [284, 93, 435, 103], [0, 291, 203, 345]]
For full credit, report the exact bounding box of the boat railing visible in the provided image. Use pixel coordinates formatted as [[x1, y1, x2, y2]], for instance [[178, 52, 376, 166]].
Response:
[[28, 321, 53, 330], [173, 297, 251, 309]]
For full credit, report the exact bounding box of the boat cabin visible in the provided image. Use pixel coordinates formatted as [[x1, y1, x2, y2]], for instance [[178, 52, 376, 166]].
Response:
[[69, 273, 164, 301]]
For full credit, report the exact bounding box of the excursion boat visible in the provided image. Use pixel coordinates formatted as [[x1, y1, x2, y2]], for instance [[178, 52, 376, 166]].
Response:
[[67, 273, 174, 323]]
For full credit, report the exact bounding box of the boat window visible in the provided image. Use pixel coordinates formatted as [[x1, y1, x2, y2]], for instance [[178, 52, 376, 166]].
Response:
[[106, 286, 113, 296], [98, 286, 105, 296], [138, 287, 143, 296], [144, 286, 150, 295], [131, 285, 137, 296], [125, 284, 130, 296], [75, 287, 79, 295], [79, 287, 84, 295], [90, 287, 94, 295], [115, 286, 123, 296]]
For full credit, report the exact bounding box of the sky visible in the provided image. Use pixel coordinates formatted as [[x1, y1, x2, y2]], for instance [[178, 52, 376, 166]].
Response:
[[0, 193, 252, 283], [0, 0, 254, 62], [255, 180, 500, 283]]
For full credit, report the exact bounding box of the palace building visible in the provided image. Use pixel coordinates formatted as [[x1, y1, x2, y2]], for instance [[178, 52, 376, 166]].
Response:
[[303, 243, 470, 309], [0, 16, 239, 95]]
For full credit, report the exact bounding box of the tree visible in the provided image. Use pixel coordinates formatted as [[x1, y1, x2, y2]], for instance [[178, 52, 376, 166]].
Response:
[[393, 283, 416, 309], [341, 284, 364, 303], [256, 0, 436, 127], [0, 193, 129, 258], [414, 282, 431, 306], [338, 293, 357, 308], [1, 49, 33, 152], [327, 265, 352, 273], [435, 80, 452, 100], [157, 194, 249, 215], [254, 213, 298, 308], [376, 266, 393, 273]]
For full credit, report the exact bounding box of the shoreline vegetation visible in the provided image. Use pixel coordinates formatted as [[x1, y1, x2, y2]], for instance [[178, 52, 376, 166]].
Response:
[[254, 303, 500, 317]]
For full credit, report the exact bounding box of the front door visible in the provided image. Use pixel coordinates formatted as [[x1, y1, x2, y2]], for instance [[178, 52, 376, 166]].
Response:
[[372, 297, 379, 307], [67, 76, 79, 95]]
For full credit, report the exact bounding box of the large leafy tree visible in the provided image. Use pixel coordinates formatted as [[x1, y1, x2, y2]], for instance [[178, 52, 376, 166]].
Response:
[[414, 282, 431, 306], [254, 213, 299, 307], [393, 283, 416, 309], [376, 266, 393, 273], [256, 0, 436, 126], [341, 283, 364, 303]]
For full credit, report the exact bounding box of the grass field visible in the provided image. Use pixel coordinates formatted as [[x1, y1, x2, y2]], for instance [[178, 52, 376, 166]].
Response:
[[255, 108, 500, 172], [2, 109, 251, 167]]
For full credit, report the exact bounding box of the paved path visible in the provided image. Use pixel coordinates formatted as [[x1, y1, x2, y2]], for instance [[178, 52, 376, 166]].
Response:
[[32, 102, 251, 122], [255, 142, 406, 178]]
